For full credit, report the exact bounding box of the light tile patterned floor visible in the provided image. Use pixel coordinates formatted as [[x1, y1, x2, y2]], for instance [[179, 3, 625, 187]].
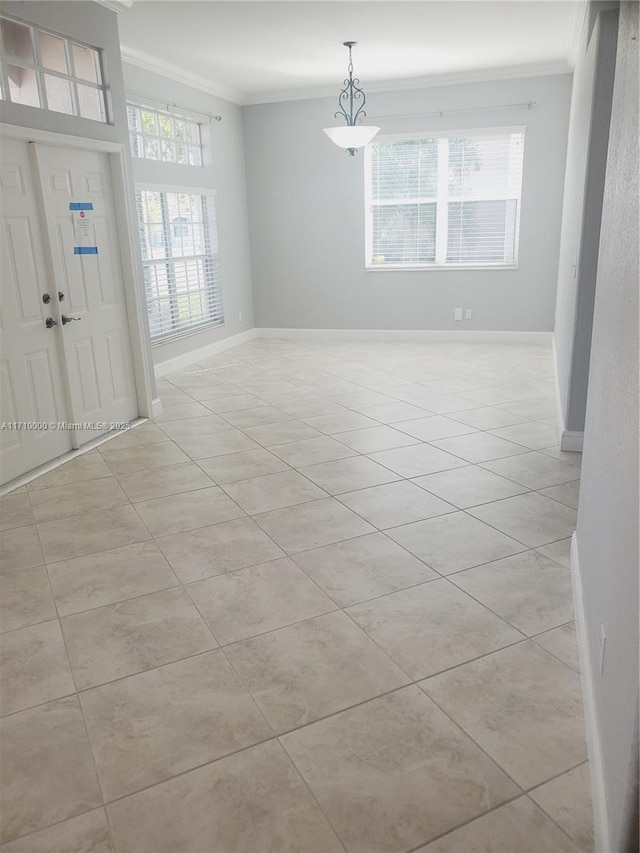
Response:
[[0, 338, 594, 852]]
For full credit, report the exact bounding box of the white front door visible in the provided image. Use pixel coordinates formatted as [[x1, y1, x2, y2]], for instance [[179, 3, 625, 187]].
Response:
[[0, 136, 139, 485], [32, 142, 138, 447], [0, 138, 73, 483]]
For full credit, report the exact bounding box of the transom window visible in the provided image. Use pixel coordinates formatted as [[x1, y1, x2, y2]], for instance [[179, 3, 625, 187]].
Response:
[[365, 128, 525, 269], [0, 15, 107, 122], [136, 188, 223, 342], [127, 103, 202, 166]]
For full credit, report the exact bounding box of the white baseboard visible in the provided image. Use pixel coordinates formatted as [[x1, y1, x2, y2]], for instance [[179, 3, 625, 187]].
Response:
[[552, 336, 567, 446], [570, 533, 611, 853], [152, 327, 553, 378], [552, 338, 585, 453], [151, 397, 163, 419], [154, 329, 258, 378], [561, 429, 585, 452], [255, 328, 553, 344]]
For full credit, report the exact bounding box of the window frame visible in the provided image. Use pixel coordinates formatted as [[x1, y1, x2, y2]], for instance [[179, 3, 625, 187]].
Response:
[[0, 13, 110, 123], [135, 183, 224, 346], [127, 101, 203, 167], [364, 125, 526, 272]]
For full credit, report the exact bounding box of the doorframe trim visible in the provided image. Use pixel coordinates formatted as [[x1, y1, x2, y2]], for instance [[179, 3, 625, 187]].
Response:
[[0, 122, 156, 422], [0, 123, 125, 152], [570, 532, 612, 852]]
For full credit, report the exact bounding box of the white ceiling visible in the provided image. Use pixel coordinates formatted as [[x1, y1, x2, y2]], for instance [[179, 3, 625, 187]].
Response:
[[117, 1, 584, 105]]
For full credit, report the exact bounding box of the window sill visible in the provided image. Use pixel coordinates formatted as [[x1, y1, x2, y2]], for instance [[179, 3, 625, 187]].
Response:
[[365, 264, 519, 272]]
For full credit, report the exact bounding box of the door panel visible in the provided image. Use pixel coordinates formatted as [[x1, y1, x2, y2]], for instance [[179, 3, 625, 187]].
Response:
[[34, 143, 138, 445], [56, 217, 91, 312], [4, 218, 42, 321], [92, 218, 119, 306], [0, 361, 20, 452], [72, 337, 101, 413], [26, 349, 63, 422], [0, 138, 72, 484], [105, 330, 129, 400]]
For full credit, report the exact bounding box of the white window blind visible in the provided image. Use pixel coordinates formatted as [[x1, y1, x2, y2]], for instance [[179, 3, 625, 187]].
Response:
[[365, 129, 525, 269], [135, 188, 223, 342], [128, 103, 202, 166]]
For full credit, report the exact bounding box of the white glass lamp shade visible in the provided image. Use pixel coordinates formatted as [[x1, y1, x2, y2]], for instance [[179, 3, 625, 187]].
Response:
[[323, 125, 380, 150]]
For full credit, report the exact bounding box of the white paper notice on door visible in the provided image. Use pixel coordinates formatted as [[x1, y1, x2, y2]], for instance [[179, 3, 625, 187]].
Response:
[[70, 202, 98, 255]]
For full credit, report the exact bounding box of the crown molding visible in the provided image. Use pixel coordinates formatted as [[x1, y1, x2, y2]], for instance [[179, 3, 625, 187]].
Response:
[[120, 46, 244, 105], [93, 0, 134, 13], [244, 61, 574, 106], [119, 48, 572, 109]]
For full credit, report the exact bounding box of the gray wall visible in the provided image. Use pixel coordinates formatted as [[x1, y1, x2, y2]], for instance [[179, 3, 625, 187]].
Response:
[[122, 64, 255, 367], [554, 5, 618, 435], [576, 2, 639, 850], [243, 74, 572, 331]]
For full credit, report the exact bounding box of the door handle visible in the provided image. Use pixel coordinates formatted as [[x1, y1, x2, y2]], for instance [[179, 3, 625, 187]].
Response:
[[61, 315, 81, 325], [45, 317, 58, 328]]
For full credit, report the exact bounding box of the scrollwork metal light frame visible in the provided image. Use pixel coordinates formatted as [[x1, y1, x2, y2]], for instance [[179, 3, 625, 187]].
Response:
[[324, 41, 378, 156], [335, 41, 368, 133]]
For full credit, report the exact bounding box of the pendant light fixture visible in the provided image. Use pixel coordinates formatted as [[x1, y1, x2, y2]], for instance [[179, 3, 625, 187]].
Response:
[[323, 41, 379, 156]]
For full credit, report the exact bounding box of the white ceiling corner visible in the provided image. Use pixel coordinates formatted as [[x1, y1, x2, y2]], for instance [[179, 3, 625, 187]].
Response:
[[117, 1, 581, 106], [94, 0, 134, 13], [244, 61, 574, 106], [565, 0, 589, 67], [120, 46, 245, 103]]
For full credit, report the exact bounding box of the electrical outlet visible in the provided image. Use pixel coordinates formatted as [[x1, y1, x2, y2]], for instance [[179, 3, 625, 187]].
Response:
[[238, 312, 243, 323], [465, 308, 472, 320], [599, 624, 607, 674], [454, 307, 463, 321]]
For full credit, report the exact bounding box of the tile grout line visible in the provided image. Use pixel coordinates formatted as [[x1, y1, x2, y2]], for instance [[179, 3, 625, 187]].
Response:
[[6, 459, 576, 588], [522, 791, 594, 852], [6, 676, 525, 821], [7, 460, 576, 596], [24, 487, 117, 849], [0, 622, 583, 842], [402, 792, 527, 853], [2, 342, 587, 851], [2, 599, 576, 715], [163, 349, 585, 849]]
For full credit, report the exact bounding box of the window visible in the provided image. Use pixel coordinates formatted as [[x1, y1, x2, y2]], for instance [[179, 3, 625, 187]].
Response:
[[0, 15, 107, 122], [127, 103, 202, 166], [136, 188, 223, 342], [365, 128, 525, 269]]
